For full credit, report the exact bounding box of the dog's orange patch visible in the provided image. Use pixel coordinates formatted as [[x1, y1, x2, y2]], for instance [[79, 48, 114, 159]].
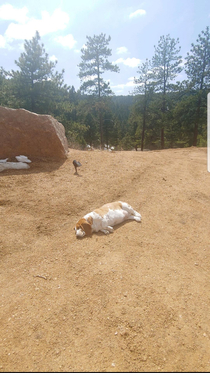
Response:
[[94, 201, 122, 217], [87, 216, 93, 225]]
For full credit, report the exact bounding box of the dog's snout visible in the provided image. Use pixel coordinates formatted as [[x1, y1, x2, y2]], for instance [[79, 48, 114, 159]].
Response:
[[75, 228, 85, 238]]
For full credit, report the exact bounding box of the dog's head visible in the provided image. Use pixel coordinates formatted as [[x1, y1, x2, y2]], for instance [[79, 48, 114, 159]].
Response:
[[74, 217, 93, 238]]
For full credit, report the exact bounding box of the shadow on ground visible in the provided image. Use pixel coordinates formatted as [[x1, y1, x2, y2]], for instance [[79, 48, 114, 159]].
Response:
[[0, 158, 67, 176]]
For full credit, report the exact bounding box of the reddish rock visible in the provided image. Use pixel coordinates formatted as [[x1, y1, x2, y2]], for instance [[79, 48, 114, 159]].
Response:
[[0, 106, 69, 160]]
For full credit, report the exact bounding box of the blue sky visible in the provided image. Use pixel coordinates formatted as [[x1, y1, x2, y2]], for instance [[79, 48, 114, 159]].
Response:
[[0, 0, 209, 95]]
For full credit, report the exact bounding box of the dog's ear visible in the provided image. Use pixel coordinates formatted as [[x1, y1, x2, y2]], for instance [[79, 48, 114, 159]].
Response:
[[81, 220, 92, 236]]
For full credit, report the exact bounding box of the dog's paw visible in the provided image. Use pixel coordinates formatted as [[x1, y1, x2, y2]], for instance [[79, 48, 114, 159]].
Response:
[[101, 229, 110, 235]]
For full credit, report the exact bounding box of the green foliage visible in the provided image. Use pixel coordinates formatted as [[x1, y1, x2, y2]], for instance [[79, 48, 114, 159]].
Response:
[[110, 96, 134, 143], [184, 26, 210, 145], [10, 31, 65, 113], [134, 59, 154, 95], [185, 27, 210, 91], [151, 34, 183, 148], [152, 35, 183, 92], [120, 133, 135, 150], [0, 68, 9, 106], [133, 59, 155, 150], [78, 33, 119, 97], [78, 33, 120, 147], [0, 28, 209, 151], [66, 121, 88, 149], [83, 112, 99, 146]]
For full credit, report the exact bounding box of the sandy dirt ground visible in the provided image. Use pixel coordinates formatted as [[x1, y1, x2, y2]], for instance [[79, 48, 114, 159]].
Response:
[[0, 146, 210, 372]]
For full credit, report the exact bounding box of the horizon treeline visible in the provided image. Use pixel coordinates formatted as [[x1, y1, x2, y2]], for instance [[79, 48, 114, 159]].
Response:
[[0, 28, 210, 151]]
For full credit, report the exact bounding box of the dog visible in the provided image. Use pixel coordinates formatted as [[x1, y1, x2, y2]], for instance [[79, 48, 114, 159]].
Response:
[[74, 201, 141, 238]]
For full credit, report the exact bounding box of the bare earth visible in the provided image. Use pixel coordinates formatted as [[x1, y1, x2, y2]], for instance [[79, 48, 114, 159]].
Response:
[[0, 147, 210, 372]]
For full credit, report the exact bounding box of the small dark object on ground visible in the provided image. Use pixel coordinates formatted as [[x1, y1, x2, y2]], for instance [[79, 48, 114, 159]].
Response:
[[73, 160, 82, 173]]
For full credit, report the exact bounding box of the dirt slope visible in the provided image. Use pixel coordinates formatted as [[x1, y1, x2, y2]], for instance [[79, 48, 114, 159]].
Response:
[[0, 147, 210, 372]]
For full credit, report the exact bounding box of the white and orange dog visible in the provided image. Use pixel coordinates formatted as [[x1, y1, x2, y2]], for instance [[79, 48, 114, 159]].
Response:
[[74, 201, 141, 238]]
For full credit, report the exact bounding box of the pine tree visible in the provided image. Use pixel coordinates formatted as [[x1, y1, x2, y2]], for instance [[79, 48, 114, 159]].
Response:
[[184, 26, 210, 146], [152, 34, 182, 148], [78, 33, 119, 146], [134, 59, 154, 150], [78, 33, 119, 97], [12, 31, 57, 112]]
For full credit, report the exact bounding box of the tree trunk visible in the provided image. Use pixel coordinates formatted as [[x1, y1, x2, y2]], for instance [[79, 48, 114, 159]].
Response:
[[141, 128, 145, 151], [31, 78, 35, 112], [161, 84, 166, 150], [141, 109, 146, 151], [193, 122, 198, 146], [193, 96, 201, 147], [161, 127, 164, 149], [99, 112, 103, 148]]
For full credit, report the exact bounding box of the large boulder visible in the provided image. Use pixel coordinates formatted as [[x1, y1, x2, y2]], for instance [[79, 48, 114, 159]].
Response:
[[0, 106, 69, 160]]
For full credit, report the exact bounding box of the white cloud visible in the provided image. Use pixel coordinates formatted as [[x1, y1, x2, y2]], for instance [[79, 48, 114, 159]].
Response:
[[4, 8, 69, 41], [55, 34, 77, 49], [114, 57, 140, 68], [0, 35, 6, 48], [0, 4, 28, 23], [129, 9, 146, 18], [116, 46, 128, 54], [112, 77, 135, 88], [111, 77, 135, 94], [49, 55, 57, 62]]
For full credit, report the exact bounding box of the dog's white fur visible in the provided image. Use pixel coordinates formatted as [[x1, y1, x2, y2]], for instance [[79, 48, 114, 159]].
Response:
[[74, 201, 141, 238]]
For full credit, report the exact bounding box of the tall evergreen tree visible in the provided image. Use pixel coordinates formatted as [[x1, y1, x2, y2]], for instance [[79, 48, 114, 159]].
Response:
[[11, 31, 57, 112], [184, 26, 210, 146], [134, 59, 154, 150], [152, 34, 182, 148], [78, 33, 119, 97], [78, 33, 119, 146]]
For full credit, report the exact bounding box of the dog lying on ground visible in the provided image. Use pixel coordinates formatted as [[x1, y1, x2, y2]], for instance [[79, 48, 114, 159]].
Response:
[[74, 201, 141, 238]]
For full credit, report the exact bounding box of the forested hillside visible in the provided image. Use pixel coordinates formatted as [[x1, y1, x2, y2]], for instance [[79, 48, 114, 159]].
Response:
[[0, 28, 209, 151]]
